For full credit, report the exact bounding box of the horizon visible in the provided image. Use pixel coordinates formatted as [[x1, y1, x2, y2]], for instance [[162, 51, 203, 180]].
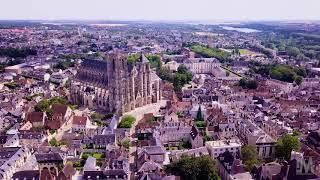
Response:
[[1, 19, 320, 25], [1, 0, 320, 22]]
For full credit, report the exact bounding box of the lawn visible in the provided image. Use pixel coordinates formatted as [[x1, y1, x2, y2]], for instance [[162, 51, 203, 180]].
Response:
[[81, 152, 105, 160], [239, 49, 260, 56]]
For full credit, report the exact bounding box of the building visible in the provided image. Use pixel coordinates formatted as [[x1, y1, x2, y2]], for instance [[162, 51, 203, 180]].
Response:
[[50, 73, 68, 84], [190, 126, 204, 148], [205, 139, 241, 158], [25, 112, 45, 127], [70, 53, 161, 114], [71, 115, 89, 133], [217, 151, 253, 180], [18, 132, 46, 149], [0, 147, 31, 180], [158, 121, 192, 145], [92, 134, 116, 149], [138, 146, 166, 165], [35, 153, 64, 177], [184, 58, 220, 74], [238, 119, 276, 159]]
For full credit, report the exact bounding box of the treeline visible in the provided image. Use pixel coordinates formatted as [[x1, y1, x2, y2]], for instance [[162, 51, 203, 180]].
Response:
[[0, 47, 37, 58], [250, 62, 306, 84], [239, 78, 258, 89], [58, 53, 83, 60], [250, 44, 275, 58], [190, 44, 231, 62], [127, 54, 162, 70], [146, 54, 162, 69], [261, 29, 320, 60], [54, 60, 75, 70], [270, 65, 305, 84]]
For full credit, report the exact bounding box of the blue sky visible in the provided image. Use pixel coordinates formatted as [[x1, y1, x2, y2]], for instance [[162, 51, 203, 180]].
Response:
[[0, 0, 319, 21]]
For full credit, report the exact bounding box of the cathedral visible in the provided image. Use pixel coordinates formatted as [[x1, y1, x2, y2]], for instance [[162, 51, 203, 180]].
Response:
[[70, 53, 161, 114]]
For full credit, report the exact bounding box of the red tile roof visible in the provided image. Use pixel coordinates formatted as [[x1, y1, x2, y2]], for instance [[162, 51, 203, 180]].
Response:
[[26, 112, 44, 123], [52, 104, 68, 117], [72, 116, 87, 126]]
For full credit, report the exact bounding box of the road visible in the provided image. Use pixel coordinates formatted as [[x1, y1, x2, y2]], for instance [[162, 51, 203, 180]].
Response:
[[121, 100, 166, 179]]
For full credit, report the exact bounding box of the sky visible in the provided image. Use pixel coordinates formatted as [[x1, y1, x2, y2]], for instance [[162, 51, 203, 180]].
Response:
[[1, 0, 320, 22]]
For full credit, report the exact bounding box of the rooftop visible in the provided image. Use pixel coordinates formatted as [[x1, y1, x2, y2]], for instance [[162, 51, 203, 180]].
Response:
[[206, 139, 241, 148]]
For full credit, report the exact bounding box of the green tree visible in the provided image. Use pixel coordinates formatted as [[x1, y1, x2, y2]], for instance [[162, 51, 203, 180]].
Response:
[[127, 54, 140, 64], [121, 138, 131, 150], [35, 100, 50, 112], [190, 44, 231, 62], [118, 115, 136, 128], [165, 155, 219, 180], [91, 113, 104, 120], [241, 145, 262, 171], [275, 134, 300, 161], [49, 96, 68, 105], [270, 65, 297, 83], [178, 139, 192, 149], [195, 121, 206, 128], [49, 138, 59, 147], [146, 54, 162, 69], [239, 78, 258, 89], [295, 75, 303, 85], [235, 47, 240, 55], [158, 67, 173, 82], [286, 46, 301, 57], [64, 79, 71, 88], [294, 67, 307, 77], [177, 64, 188, 74]]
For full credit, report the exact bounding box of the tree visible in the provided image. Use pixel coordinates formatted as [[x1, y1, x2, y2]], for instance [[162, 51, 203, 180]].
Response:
[[49, 96, 68, 105], [64, 79, 71, 88], [35, 100, 50, 112], [91, 113, 104, 120], [295, 75, 303, 85], [178, 139, 192, 149], [49, 138, 59, 147], [294, 67, 307, 77], [190, 44, 231, 62], [241, 145, 262, 171], [118, 115, 136, 128], [121, 138, 131, 150], [146, 54, 162, 69], [127, 54, 140, 64], [286, 46, 301, 57], [177, 64, 188, 74], [276, 134, 300, 161], [270, 65, 297, 83], [235, 47, 240, 55], [195, 121, 206, 128], [165, 155, 219, 180], [158, 67, 173, 82], [239, 78, 258, 89]]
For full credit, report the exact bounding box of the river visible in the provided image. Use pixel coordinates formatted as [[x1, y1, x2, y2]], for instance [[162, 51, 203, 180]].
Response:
[[221, 26, 261, 33]]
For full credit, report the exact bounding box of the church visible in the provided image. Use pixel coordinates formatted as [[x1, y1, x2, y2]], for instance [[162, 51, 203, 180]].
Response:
[[70, 53, 161, 114]]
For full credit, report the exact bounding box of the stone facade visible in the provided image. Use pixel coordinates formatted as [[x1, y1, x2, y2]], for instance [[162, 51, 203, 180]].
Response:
[[70, 53, 161, 114], [184, 58, 220, 74]]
